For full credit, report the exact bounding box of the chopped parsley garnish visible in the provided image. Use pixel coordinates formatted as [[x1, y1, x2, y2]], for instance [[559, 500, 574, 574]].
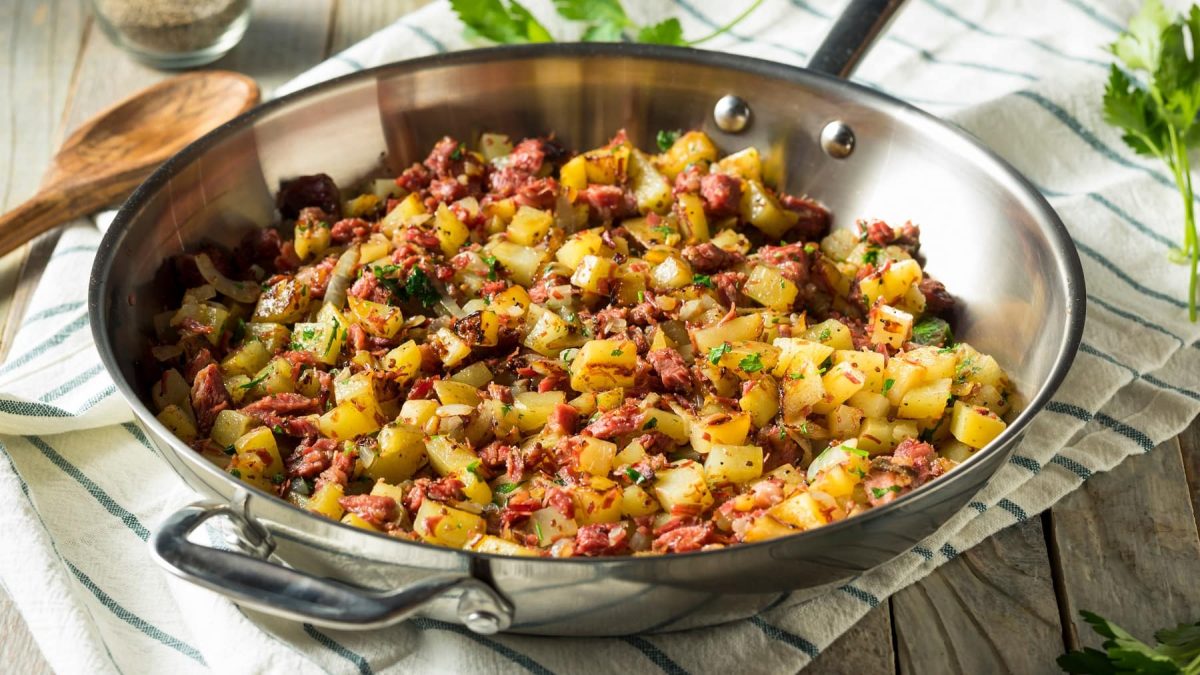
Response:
[[272, 425, 284, 435], [790, 372, 805, 380], [692, 273, 714, 288], [610, 348, 624, 357], [483, 254, 499, 281], [533, 521, 545, 542], [653, 225, 674, 237], [862, 248, 881, 265], [870, 485, 903, 499], [466, 460, 481, 476], [403, 268, 439, 308], [324, 319, 340, 353], [799, 421, 809, 434], [636, 290, 645, 304], [804, 242, 818, 255], [449, 144, 464, 161], [501, 404, 513, 416], [911, 316, 954, 347], [230, 469, 242, 479], [495, 483, 519, 494], [656, 129, 681, 152], [270, 473, 285, 485], [817, 327, 832, 342], [625, 467, 646, 484], [738, 352, 764, 373], [223, 445, 236, 456], [239, 371, 269, 390], [560, 348, 579, 363], [642, 417, 658, 430], [882, 378, 896, 394], [841, 445, 870, 457], [707, 342, 732, 365]]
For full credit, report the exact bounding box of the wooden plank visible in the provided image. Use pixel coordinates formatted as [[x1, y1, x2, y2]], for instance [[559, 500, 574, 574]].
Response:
[[1049, 437, 1200, 650], [0, 2, 91, 670], [892, 517, 1064, 674], [329, 0, 433, 54], [0, 0, 90, 358], [1180, 415, 1200, 536], [806, 602, 896, 675]]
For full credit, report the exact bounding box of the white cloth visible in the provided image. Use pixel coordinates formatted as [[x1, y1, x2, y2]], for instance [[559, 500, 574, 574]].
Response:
[[3, 1, 1199, 673]]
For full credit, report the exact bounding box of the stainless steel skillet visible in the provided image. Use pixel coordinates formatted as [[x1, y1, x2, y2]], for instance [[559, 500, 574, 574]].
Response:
[[89, 0, 1085, 636]]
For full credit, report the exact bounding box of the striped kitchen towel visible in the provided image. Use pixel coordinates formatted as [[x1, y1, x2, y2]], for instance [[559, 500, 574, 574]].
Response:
[[2, 0, 1199, 673]]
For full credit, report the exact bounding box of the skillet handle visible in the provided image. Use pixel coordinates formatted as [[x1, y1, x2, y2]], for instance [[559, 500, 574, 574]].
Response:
[[149, 500, 514, 634], [808, 0, 908, 78]]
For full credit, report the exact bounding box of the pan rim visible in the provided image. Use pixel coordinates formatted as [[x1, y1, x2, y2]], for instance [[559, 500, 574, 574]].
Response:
[[89, 42, 1085, 567]]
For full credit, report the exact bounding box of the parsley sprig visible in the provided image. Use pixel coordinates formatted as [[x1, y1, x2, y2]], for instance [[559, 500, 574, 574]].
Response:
[[1058, 610, 1200, 674], [450, 0, 764, 47], [1103, 0, 1200, 321]]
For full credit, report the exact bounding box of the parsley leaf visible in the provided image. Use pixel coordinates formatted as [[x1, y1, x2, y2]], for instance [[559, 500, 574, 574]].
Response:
[[882, 378, 896, 395], [707, 342, 732, 365], [862, 248, 881, 265], [239, 371, 269, 391], [656, 129, 682, 151], [610, 348, 624, 357], [642, 417, 658, 430], [1058, 610, 1200, 674], [870, 485, 902, 499], [450, 0, 553, 44], [625, 467, 646, 484], [693, 273, 714, 288], [911, 316, 954, 347], [403, 268, 439, 308], [1104, 0, 1200, 321], [738, 353, 764, 373]]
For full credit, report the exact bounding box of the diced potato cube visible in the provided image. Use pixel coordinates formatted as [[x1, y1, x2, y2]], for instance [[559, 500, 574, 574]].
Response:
[[458, 467, 492, 505], [801, 319, 854, 350], [688, 412, 751, 454], [898, 378, 952, 420], [832, 350, 886, 393], [219, 340, 270, 377], [489, 240, 546, 286], [639, 408, 689, 443], [347, 296, 404, 338], [676, 192, 709, 242], [582, 144, 630, 185], [742, 179, 799, 239], [621, 484, 660, 517], [559, 155, 588, 190], [615, 439, 647, 466], [434, 380, 481, 407], [243, 357, 295, 400], [318, 401, 383, 440], [651, 256, 693, 291], [368, 422, 427, 481], [704, 444, 764, 484], [870, 304, 913, 349], [210, 410, 257, 448], [381, 340, 423, 384], [430, 327, 471, 368], [881, 258, 923, 300], [810, 465, 859, 499], [884, 358, 926, 406], [811, 362, 867, 414], [715, 147, 762, 181], [569, 339, 638, 392], [826, 404, 865, 440], [939, 439, 975, 463], [294, 218, 332, 260], [892, 420, 920, 445], [507, 206, 554, 246], [341, 513, 379, 532], [772, 338, 835, 377], [902, 347, 957, 382], [654, 130, 718, 179], [514, 391, 567, 433], [711, 340, 780, 379], [739, 376, 780, 428], [576, 436, 618, 476], [950, 401, 1007, 448], [846, 390, 891, 419], [574, 487, 623, 524], [244, 322, 291, 353], [157, 404, 197, 442], [781, 361, 825, 424], [151, 369, 190, 412], [744, 265, 799, 310], [433, 204, 470, 256], [596, 388, 625, 412], [629, 149, 672, 214], [555, 228, 608, 269], [233, 426, 284, 473], [400, 399, 439, 429], [469, 534, 537, 556], [425, 435, 479, 476], [253, 278, 313, 324], [571, 255, 615, 294], [490, 285, 531, 317], [171, 302, 230, 346], [414, 499, 485, 548], [528, 506, 577, 546], [524, 308, 572, 357], [742, 514, 799, 542], [768, 492, 829, 531], [692, 313, 763, 352], [653, 460, 715, 514], [308, 482, 345, 520], [290, 317, 346, 366], [857, 417, 895, 454]]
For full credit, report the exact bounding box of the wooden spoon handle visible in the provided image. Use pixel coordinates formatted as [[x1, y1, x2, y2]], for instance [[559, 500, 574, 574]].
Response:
[[0, 172, 146, 258]]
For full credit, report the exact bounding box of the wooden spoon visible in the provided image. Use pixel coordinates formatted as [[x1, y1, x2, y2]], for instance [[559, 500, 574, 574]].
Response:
[[0, 71, 260, 257]]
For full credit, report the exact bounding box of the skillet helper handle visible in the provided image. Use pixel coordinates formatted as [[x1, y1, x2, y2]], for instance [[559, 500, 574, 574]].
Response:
[[808, 0, 908, 78], [150, 500, 514, 634]]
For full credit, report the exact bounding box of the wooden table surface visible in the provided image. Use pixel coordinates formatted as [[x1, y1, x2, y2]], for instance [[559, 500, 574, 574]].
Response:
[[2, 2, 1198, 673]]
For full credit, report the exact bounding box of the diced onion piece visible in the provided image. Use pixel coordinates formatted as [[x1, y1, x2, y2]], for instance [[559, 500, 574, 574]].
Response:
[[323, 245, 359, 310], [194, 253, 259, 303]]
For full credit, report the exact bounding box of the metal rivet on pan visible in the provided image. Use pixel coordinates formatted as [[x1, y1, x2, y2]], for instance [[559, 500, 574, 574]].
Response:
[[463, 610, 502, 634], [820, 120, 855, 158], [713, 95, 751, 133]]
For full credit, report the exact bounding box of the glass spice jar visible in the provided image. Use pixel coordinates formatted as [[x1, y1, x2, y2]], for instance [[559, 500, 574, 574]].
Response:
[[92, 0, 252, 69]]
